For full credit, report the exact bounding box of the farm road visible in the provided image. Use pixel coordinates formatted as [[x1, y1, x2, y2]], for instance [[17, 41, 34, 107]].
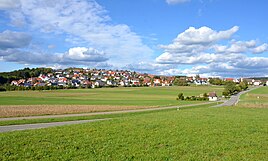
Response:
[[0, 102, 215, 133], [213, 86, 260, 107], [0, 119, 110, 133]]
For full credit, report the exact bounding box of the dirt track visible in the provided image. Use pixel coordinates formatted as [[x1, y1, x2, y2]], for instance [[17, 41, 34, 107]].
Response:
[[0, 105, 156, 117]]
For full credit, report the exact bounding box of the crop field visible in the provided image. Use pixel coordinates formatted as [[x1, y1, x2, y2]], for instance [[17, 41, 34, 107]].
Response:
[[0, 105, 156, 118], [0, 104, 267, 160], [238, 86, 268, 108], [0, 86, 223, 117]]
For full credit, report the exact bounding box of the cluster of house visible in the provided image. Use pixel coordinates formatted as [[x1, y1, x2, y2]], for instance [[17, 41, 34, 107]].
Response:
[[10, 68, 267, 88], [10, 69, 175, 88], [224, 78, 267, 86]]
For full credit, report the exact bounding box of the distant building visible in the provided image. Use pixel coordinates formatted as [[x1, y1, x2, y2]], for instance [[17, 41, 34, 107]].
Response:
[[253, 80, 261, 86], [208, 92, 218, 101]]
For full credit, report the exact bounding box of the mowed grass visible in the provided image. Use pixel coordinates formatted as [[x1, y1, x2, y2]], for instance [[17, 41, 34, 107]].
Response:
[[0, 86, 223, 106], [0, 104, 267, 160], [239, 86, 268, 108]]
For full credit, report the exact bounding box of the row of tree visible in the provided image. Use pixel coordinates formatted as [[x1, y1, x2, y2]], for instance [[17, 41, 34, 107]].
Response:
[[173, 78, 189, 86], [209, 78, 225, 85], [176, 93, 209, 101], [222, 81, 248, 96], [0, 68, 53, 85]]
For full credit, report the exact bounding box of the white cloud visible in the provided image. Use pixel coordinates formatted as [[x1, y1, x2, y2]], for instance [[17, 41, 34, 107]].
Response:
[[0, 47, 108, 66], [4, 0, 153, 65], [1, 0, 267, 77], [162, 57, 268, 77], [155, 26, 268, 77], [157, 26, 241, 64], [159, 26, 239, 57], [0, 30, 31, 49], [172, 26, 238, 45], [159, 68, 183, 76], [62, 47, 108, 63], [0, 49, 53, 64], [125, 62, 174, 74], [252, 43, 268, 54], [166, 0, 191, 5], [0, 0, 20, 10], [225, 40, 256, 53]]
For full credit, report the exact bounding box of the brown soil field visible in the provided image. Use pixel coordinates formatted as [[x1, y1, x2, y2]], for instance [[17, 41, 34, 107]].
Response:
[[0, 105, 156, 118]]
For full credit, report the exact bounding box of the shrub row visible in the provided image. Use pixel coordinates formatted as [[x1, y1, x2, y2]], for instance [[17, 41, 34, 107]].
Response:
[[176, 93, 209, 101]]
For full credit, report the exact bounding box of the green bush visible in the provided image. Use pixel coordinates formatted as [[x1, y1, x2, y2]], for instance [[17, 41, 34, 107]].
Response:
[[0, 86, 6, 92]]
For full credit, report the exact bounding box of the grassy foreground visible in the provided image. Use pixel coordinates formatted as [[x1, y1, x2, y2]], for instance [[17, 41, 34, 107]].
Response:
[[1, 104, 267, 160], [0, 86, 223, 106]]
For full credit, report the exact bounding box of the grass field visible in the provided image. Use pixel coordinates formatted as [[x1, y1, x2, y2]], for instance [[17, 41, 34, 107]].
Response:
[[0, 86, 223, 106], [0, 86, 223, 117], [0, 104, 267, 160], [238, 86, 268, 108], [0, 87, 266, 160]]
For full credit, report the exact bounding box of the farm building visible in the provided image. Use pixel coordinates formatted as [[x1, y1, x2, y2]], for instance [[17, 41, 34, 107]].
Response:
[[208, 92, 218, 101]]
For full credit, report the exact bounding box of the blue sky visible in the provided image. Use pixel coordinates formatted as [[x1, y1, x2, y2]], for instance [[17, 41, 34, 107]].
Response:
[[0, 0, 267, 77]]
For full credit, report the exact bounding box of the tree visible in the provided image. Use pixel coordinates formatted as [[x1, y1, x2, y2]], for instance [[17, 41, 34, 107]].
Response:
[[209, 78, 224, 85], [239, 81, 248, 91], [0, 76, 8, 85], [223, 81, 237, 96], [173, 78, 188, 86], [178, 93, 184, 100], [0, 86, 6, 92], [139, 77, 144, 86]]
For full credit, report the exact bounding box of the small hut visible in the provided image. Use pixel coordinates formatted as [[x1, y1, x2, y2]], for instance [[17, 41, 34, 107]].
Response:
[[208, 92, 218, 101]]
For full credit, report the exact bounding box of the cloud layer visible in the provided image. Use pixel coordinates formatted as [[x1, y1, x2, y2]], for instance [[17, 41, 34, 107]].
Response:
[[156, 26, 268, 77], [0, 30, 31, 49], [0, 0, 152, 66], [0, 0, 267, 77]]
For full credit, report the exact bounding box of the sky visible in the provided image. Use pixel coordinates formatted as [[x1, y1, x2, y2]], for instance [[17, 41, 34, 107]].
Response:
[[0, 0, 267, 77]]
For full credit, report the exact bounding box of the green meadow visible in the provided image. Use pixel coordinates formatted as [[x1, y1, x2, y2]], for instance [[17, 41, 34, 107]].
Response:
[[0, 87, 267, 160], [0, 104, 267, 160], [0, 86, 223, 106]]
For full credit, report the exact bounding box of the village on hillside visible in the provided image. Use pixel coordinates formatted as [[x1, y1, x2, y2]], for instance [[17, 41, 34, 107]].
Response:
[[5, 68, 267, 90]]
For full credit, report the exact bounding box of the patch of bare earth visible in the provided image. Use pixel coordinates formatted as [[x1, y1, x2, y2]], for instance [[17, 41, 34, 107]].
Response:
[[0, 105, 156, 118]]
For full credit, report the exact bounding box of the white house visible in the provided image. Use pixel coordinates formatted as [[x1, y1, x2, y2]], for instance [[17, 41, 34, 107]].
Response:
[[253, 80, 261, 86], [208, 92, 218, 101]]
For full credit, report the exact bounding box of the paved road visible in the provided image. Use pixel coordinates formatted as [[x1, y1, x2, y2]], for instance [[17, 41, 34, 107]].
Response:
[[213, 86, 259, 107], [0, 118, 111, 133], [0, 102, 215, 133]]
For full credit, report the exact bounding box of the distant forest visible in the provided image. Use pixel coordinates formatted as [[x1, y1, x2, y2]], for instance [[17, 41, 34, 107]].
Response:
[[0, 68, 53, 85]]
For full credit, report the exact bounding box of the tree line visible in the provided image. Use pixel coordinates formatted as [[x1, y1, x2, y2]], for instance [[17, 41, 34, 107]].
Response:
[[0, 68, 53, 85], [222, 81, 248, 97]]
